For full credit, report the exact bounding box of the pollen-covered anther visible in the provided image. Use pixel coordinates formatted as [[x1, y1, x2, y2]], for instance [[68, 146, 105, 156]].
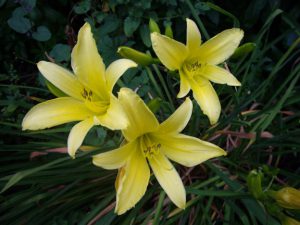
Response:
[[186, 60, 202, 72], [81, 88, 93, 101], [143, 143, 161, 158]]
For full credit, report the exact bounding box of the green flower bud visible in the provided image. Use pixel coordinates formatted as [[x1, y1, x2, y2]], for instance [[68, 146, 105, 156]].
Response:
[[118, 46, 155, 66], [231, 42, 256, 60], [149, 18, 161, 33], [247, 170, 264, 200], [268, 187, 300, 210], [164, 24, 173, 38]]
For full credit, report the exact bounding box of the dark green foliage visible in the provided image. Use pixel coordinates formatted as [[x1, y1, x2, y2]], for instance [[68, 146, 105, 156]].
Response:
[[0, 0, 299, 224]]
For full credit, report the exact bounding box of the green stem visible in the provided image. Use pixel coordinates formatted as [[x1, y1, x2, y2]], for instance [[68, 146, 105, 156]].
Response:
[[146, 66, 165, 100], [185, 0, 210, 40], [152, 65, 175, 110], [153, 191, 166, 225]]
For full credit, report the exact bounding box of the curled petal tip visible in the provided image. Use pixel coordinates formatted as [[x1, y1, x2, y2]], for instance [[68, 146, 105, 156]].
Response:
[[82, 22, 91, 29]]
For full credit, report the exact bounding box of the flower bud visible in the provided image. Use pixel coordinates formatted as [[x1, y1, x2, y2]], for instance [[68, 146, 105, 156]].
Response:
[[149, 18, 161, 33], [231, 42, 256, 60], [268, 187, 300, 210], [118, 46, 155, 66], [164, 24, 173, 38], [247, 170, 264, 200]]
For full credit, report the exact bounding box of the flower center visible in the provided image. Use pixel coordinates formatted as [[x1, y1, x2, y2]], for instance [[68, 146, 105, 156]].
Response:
[[81, 88, 109, 114], [140, 135, 161, 158], [81, 88, 93, 101], [183, 59, 206, 78], [186, 60, 202, 72]]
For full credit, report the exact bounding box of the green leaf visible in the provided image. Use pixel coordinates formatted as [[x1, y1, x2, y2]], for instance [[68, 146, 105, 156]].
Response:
[[0, 0, 6, 7], [98, 14, 120, 36], [139, 25, 151, 47], [7, 8, 31, 33], [124, 16, 140, 36], [147, 98, 162, 113], [12, 6, 28, 17], [1, 157, 68, 193], [49, 44, 71, 62], [32, 26, 51, 41], [20, 0, 36, 9], [74, 0, 91, 14]]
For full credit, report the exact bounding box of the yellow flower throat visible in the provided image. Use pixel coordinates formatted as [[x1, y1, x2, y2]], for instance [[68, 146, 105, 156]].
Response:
[[81, 87, 109, 114], [140, 135, 161, 158], [183, 59, 207, 78]]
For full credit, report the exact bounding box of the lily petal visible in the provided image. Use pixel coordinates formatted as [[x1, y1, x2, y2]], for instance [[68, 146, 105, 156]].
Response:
[[186, 18, 201, 51], [68, 117, 94, 158], [159, 98, 192, 134], [22, 97, 93, 130], [190, 78, 221, 125], [37, 61, 84, 100], [106, 59, 137, 92], [119, 88, 159, 141], [93, 140, 137, 170], [151, 32, 188, 71], [71, 23, 108, 100], [149, 152, 186, 209], [198, 28, 244, 65], [177, 70, 191, 98], [96, 94, 128, 130], [115, 150, 150, 215], [201, 65, 241, 86], [157, 133, 226, 167]]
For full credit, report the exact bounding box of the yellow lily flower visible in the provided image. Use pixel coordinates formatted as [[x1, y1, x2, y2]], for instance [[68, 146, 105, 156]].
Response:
[[22, 23, 137, 158], [151, 19, 244, 124], [93, 88, 226, 214]]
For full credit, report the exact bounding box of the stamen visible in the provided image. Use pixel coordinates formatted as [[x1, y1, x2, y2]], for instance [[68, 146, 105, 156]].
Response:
[[186, 61, 202, 72], [141, 135, 161, 158], [81, 88, 93, 102]]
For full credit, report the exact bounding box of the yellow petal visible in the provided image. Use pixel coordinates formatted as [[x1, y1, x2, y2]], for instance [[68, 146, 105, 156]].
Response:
[[151, 32, 188, 71], [157, 133, 226, 167], [96, 94, 128, 130], [177, 70, 191, 98], [71, 23, 108, 100], [186, 18, 201, 51], [198, 28, 244, 65], [201, 65, 241, 86], [159, 98, 192, 134], [115, 150, 150, 215], [68, 117, 94, 158], [106, 59, 137, 92], [22, 97, 93, 130], [119, 88, 159, 141], [93, 140, 137, 170], [37, 61, 84, 100], [190, 78, 221, 125], [148, 152, 186, 209]]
